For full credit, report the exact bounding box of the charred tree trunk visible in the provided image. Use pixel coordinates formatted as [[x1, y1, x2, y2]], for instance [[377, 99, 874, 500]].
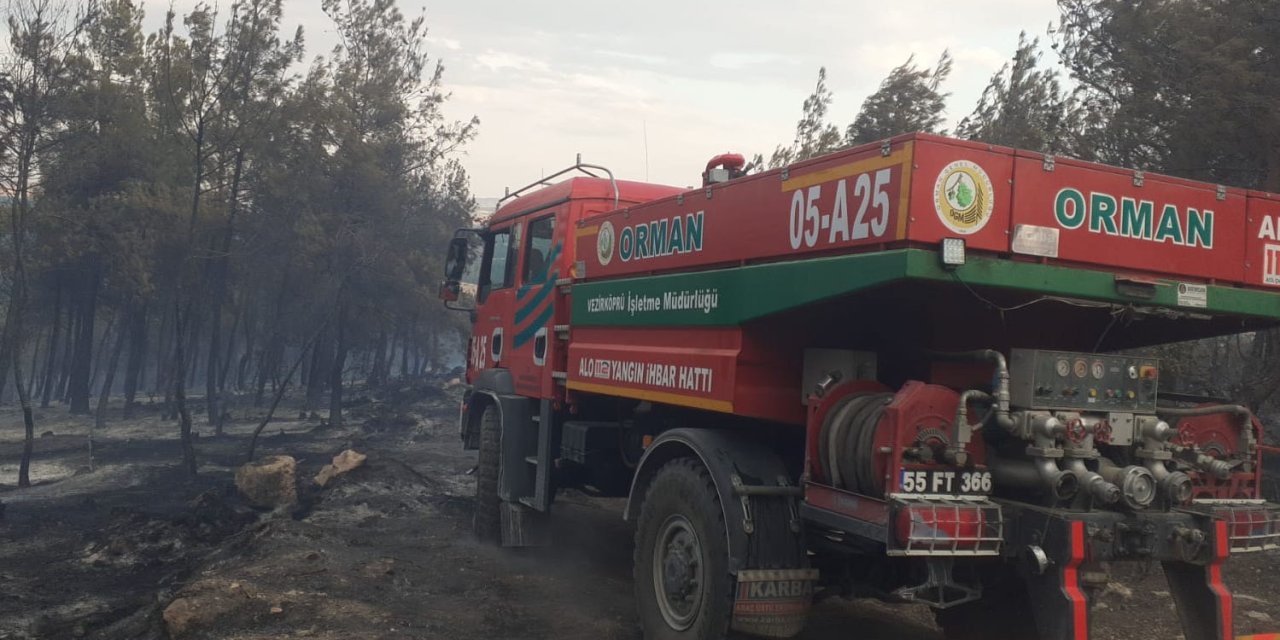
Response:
[[219, 303, 240, 392], [205, 298, 224, 429], [425, 324, 439, 373], [56, 300, 77, 403], [38, 278, 63, 407], [255, 332, 282, 407], [187, 322, 201, 389], [122, 303, 147, 417], [91, 309, 130, 470], [400, 323, 410, 378], [383, 332, 396, 383], [67, 264, 100, 415], [206, 148, 244, 433], [236, 307, 255, 392], [173, 303, 197, 478], [0, 292, 18, 405], [27, 333, 40, 398], [369, 330, 387, 387], [305, 326, 331, 412], [328, 307, 348, 428], [14, 359, 35, 488], [7, 161, 37, 486], [89, 312, 118, 394]]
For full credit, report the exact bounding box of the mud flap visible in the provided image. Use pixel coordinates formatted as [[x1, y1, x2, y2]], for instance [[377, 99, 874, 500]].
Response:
[[500, 501, 550, 547], [1022, 520, 1090, 640], [731, 569, 820, 638], [1164, 520, 1233, 640]]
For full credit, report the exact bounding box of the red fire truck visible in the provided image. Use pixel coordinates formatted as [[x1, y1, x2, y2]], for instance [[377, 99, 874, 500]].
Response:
[[438, 134, 1280, 640]]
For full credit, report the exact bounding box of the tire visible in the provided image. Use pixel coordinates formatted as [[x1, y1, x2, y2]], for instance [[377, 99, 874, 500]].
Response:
[[934, 568, 1037, 640], [473, 404, 501, 544], [634, 458, 734, 640]]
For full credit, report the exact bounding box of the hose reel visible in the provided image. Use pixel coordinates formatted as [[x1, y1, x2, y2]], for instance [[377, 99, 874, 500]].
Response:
[[818, 391, 894, 495]]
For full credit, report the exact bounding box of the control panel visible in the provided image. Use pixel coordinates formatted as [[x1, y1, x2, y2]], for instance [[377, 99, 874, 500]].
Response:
[[1008, 349, 1159, 412]]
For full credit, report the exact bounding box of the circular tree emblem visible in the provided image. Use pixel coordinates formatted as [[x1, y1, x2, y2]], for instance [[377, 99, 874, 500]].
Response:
[[933, 160, 994, 235], [597, 220, 616, 266]]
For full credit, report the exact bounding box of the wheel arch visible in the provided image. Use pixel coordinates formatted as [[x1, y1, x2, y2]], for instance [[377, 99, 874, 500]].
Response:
[[460, 368, 516, 449], [624, 428, 795, 573]]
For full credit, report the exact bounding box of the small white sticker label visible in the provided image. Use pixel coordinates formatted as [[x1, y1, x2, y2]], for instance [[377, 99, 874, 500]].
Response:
[[1177, 283, 1207, 308], [1011, 224, 1060, 258]]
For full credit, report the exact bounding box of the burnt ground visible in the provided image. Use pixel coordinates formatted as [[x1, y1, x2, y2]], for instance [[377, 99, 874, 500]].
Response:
[[0, 384, 1276, 640]]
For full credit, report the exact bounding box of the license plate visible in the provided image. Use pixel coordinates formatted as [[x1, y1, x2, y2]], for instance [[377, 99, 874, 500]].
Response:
[[900, 469, 992, 495]]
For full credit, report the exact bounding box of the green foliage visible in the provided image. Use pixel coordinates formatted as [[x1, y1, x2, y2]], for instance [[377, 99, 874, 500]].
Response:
[[768, 67, 844, 168], [846, 51, 953, 146], [956, 32, 1077, 154], [1056, 0, 1280, 189]]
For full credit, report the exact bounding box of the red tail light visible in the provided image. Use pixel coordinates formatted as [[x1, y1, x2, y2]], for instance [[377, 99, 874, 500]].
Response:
[[891, 500, 1002, 556], [1211, 506, 1280, 552]]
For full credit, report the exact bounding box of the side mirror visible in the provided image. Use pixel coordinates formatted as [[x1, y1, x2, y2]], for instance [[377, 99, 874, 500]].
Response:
[[444, 236, 469, 283], [438, 279, 460, 302], [440, 230, 481, 315]]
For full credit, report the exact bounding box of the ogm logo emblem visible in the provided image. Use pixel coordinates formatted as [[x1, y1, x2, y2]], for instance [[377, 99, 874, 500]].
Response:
[[597, 220, 615, 266], [934, 160, 994, 235]]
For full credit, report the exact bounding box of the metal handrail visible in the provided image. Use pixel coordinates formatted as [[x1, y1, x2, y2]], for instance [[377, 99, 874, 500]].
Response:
[[495, 153, 619, 212]]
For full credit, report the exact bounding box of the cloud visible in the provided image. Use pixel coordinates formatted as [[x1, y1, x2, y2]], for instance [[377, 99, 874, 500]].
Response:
[[474, 50, 550, 73], [427, 36, 462, 51]]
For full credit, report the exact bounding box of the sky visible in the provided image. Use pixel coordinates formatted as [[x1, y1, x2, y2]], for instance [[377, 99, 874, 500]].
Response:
[[144, 0, 1064, 200]]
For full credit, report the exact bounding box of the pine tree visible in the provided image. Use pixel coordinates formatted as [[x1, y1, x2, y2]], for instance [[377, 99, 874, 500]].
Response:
[[846, 51, 952, 146], [956, 32, 1076, 154], [768, 67, 843, 168]]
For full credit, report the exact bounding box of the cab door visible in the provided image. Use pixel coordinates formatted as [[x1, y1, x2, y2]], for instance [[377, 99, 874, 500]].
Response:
[[507, 210, 561, 398], [467, 221, 519, 381]]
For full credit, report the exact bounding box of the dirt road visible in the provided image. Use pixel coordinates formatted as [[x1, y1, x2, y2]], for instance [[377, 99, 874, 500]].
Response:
[[0, 383, 1276, 639]]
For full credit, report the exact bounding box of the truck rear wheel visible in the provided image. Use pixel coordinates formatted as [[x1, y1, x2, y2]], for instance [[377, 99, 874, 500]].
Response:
[[634, 458, 734, 640], [473, 404, 501, 544]]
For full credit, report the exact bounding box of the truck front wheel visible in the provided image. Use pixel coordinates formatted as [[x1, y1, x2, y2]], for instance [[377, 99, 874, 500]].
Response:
[[473, 404, 501, 543], [634, 458, 734, 640]]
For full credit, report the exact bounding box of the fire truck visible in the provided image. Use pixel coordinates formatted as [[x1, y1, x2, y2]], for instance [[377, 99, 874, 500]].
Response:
[[438, 133, 1280, 640]]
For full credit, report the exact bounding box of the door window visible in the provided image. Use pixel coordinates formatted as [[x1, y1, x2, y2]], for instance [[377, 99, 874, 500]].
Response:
[[523, 215, 556, 283], [479, 228, 516, 302]]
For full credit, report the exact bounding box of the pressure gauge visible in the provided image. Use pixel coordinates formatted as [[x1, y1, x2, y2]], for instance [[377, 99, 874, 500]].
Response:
[[1056, 359, 1071, 377], [1091, 361, 1105, 380], [1073, 359, 1088, 378]]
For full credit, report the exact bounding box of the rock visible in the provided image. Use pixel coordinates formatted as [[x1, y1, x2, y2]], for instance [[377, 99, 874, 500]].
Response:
[[40, 430, 54, 438], [162, 598, 204, 638], [446, 377, 463, 388], [163, 580, 252, 638], [360, 557, 395, 578], [1245, 610, 1273, 622], [235, 456, 298, 509], [314, 449, 367, 487], [1102, 581, 1133, 600]]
